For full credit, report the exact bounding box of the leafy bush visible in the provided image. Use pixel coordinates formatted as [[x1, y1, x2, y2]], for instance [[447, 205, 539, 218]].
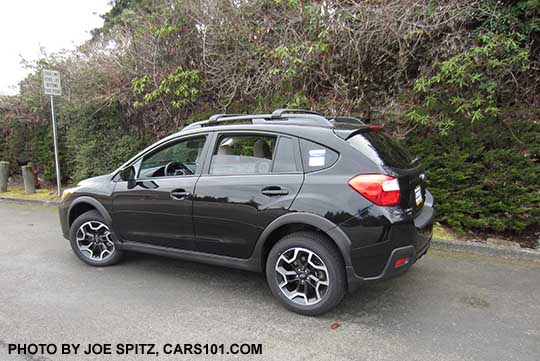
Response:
[[30, 125, 56, 182], [132, 67, 202, 110], [407, 33, 530, 133], [407, 115, 540, 233], [0, 119, 61, 182], [64, 102, 150, 181], [0, 118, 32, 174]]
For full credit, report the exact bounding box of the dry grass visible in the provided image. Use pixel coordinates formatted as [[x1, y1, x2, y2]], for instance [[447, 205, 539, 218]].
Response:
[[433, 224, 456, 241], [0, 186, 59, 201]]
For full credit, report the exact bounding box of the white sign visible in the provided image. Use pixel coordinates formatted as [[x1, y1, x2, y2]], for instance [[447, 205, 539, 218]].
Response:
[[42, 70, 62, 96], [308, 149, 326, 167]]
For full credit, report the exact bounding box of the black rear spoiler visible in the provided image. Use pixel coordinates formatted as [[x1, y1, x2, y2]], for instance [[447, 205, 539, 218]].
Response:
[[333, 123, 382, 140]]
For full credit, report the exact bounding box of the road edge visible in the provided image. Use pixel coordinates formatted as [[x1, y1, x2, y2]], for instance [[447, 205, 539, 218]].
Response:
[[432, 238, 540, 262], [0, 196, 60, 206]]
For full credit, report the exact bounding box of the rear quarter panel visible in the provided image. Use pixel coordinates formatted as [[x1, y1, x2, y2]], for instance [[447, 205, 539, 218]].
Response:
[[290, 135, 389, 247]]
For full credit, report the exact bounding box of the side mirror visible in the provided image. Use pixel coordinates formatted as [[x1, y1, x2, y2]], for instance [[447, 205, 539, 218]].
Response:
[[119, 166, 135, 181]]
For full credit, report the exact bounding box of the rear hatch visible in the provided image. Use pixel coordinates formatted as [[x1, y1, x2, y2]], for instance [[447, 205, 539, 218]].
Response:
[[336, 126, 427, 215]]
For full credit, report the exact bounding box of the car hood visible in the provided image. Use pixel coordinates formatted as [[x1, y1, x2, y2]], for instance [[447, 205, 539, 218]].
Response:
[[77, 174, 113, 187]]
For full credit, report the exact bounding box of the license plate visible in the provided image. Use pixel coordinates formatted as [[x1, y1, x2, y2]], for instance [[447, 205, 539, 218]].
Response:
[[414, 185, 423, 206]]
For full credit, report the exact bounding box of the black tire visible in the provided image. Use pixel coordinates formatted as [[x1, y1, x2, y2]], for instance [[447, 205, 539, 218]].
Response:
[[69, 210, 124, 267], [266, 231, 346, 316]]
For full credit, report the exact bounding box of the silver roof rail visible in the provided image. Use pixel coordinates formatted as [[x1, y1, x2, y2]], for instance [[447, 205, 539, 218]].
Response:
[[208, 113, 243, 122], [182, 108, 333, 131], [270, 108, 323, 118]]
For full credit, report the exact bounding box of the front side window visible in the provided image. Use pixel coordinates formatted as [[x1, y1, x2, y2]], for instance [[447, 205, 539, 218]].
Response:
[[139, 136, 207, 178], [210, 134, 277, 175]]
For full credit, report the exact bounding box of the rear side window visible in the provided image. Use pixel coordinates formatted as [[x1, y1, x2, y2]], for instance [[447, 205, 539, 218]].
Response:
[[300, 139, 338, 172], [272, 136, 299, 173], [210, 134, 276, 175], [347, 132, 414, 169]]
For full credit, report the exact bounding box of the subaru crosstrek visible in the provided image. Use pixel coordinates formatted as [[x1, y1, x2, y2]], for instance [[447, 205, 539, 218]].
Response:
[[59, 108, 434, 315]]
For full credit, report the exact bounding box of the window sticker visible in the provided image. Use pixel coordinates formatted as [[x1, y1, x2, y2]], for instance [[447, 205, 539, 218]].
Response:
[[308, 149, 326, 167]]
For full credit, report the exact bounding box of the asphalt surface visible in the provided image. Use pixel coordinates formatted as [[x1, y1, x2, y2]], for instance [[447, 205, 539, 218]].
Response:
[[0, 202, 539, 361]]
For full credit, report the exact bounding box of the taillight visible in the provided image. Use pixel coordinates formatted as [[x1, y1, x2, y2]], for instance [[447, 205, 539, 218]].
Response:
[[348, 174, 400, 206]]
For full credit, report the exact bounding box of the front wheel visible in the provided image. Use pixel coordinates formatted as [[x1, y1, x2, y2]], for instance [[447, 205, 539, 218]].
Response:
[[69, 210, 124, 267], [266, 231, 346, 316]]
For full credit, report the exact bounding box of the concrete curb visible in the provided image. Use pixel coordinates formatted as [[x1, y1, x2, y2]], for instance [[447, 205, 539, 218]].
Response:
[[432, 238, 540, 262], [0, 196, 60, 206]]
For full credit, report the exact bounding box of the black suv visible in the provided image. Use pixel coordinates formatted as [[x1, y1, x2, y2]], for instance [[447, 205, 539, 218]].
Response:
[[59, 109, 434, 315]]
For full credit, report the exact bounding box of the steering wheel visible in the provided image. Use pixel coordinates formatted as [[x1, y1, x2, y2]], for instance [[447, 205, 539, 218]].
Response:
[[164, 162, 193, 176]]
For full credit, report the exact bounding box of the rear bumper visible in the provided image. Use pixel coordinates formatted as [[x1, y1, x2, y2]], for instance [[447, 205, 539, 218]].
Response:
[[345, 199, 434, 292], [346, 239, 431, 291]]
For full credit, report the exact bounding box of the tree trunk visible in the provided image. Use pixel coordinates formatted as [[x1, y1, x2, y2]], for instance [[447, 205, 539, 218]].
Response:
[[0, 161, 8, 192], [22, 165, 35, 194]]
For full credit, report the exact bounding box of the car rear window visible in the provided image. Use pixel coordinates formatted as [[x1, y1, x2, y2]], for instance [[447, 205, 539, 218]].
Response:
[[347, 131, 415, 169]]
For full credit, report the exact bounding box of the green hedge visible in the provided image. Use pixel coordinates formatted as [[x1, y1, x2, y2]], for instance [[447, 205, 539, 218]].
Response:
[[63, 102, 150, 181], [0, 102, 150, 184], [406, 116, 540, 233]]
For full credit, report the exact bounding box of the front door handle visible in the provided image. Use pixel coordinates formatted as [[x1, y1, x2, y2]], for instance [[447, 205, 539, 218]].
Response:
[[261, 186, 289, 197], [170, 189, 191, 200]]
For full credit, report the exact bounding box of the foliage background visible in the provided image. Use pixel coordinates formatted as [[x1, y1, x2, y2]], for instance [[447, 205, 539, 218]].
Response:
[[0, 0, 539, 238]]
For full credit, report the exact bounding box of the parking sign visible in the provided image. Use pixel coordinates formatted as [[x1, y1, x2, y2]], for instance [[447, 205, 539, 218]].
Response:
[[42, 70, 62, 96], [42, 69, 62, 195]]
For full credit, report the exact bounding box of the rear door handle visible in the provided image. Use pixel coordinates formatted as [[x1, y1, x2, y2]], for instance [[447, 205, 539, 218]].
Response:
[[261, 186, 289, 196], [170, 189, 191, 200]]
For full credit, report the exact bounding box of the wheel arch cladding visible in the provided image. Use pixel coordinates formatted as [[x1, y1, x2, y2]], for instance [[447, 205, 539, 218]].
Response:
[[256, 212, 352, 271], [68, 197, 111, 227]]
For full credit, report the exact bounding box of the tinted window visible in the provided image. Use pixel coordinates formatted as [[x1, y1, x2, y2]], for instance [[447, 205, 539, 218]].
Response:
[[300, 139, 339, 172], [210, 134, 277, 175], [347, 132, 414, 169], [139, 136, 206, 178], [272, 136, 298, 173]]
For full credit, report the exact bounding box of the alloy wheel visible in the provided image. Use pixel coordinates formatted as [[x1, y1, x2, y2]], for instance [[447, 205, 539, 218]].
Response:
[[274, 247, 329, 305], [76, 221, 116, 262]]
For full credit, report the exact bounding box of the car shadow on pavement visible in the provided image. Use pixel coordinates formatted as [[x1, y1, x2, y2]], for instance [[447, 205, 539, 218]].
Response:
[[328, 260, 447, 328], [121, 251, 269, 289], [119, 251, 428, 324], [122, 251, 264, 277]]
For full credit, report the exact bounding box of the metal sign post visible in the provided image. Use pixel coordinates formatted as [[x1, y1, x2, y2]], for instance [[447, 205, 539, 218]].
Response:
[[42, 70, 62, 196]]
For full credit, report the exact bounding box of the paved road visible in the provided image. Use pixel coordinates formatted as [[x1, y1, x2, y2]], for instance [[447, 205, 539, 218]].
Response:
[[0, 202, 539, 361]]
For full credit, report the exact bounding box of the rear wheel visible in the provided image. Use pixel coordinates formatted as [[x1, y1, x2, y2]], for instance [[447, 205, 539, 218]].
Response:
[[266, 231, 346, 316], [69, 210, 124, 267]]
